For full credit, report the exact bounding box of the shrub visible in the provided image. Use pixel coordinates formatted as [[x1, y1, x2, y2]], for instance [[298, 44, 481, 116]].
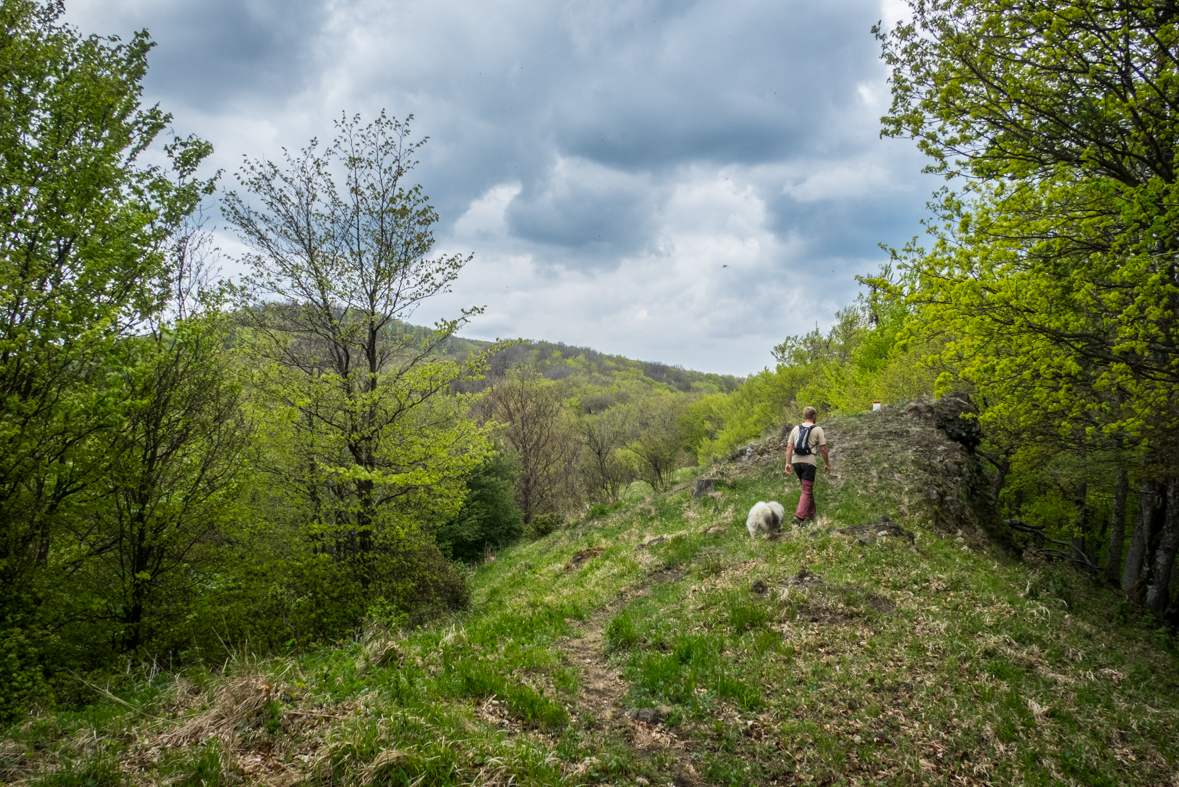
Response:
[[526, 513, 565, 539], [434, 452, 524, 563]]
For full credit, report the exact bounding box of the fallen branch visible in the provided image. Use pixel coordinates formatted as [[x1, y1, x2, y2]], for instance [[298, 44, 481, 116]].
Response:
[[1005, 518, 1099, 572]]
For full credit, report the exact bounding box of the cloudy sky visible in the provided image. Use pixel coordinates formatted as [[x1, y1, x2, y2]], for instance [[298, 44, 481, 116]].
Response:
[[66, 0, 930, 376]]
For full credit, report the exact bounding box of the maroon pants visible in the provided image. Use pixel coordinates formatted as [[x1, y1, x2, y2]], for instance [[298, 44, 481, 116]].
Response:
[[793, 462, 817, 520]]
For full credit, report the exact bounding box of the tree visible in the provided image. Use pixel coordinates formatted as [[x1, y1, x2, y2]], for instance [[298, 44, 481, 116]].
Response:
[[1103, 457, 1131, 587], [225, 113, 492, 586], [625, 393, 687, 490], [878, 0, 1179, 601], [59, 228, 249, 658], [878, 0, 1179, 430], [484, 369, 578, 522], [577, 407, 636, 503], [0, 1, 213, 718], [433, 451, 524, 563], [1145, 480, 1179, 614], [69, 312, 248, 655]]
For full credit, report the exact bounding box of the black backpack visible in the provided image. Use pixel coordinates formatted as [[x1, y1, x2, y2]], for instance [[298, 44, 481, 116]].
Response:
[[793, 424, 814, 456]]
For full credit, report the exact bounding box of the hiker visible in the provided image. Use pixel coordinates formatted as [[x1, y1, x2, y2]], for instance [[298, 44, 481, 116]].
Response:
[[784, 406, 829, 525]]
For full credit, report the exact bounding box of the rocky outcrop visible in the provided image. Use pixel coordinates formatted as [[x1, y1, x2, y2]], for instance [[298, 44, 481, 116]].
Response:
[[726, 396, 1011, 547]]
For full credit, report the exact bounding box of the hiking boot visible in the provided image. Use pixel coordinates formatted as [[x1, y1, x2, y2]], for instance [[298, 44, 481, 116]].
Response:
[[791, 516, 806, 527]]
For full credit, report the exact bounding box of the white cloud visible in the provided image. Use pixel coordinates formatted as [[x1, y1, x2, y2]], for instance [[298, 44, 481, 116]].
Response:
[[424, 165, 850, 373], [782, 162, 897, 202], [879, 0, 912, 30], [452, 182, 522, 239]]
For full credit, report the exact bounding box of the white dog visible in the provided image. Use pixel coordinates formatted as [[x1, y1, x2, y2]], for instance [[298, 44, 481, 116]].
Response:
[[746, 501, 786, 538]]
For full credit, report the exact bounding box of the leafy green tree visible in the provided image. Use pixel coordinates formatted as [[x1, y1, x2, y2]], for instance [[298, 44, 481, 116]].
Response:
[[878, 0, 1179, 435], [433, 451, 524, 563], [0, 1, 213, 718], [625, 393, 687, 490], [225, 112, 492, 584], [679, 393, 730, 464], [69, 312, 248, 656], [878, 0, 1179, 609]]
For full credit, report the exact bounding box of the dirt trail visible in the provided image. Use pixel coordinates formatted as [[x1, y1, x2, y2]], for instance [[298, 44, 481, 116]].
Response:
[[562, 605, 630, 728], [559, 571, 697, 783]]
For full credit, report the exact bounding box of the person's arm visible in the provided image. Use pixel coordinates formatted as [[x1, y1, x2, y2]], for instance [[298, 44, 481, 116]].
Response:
[[785, 442, 794, 474], [820, 444, 830, 474]]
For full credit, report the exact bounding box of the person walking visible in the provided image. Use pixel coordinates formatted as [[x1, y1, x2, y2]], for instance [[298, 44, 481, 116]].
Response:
[[784, 406, 829, 525]]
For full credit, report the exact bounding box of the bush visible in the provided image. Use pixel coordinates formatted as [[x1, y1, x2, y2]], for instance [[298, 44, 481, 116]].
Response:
[[434, 452, 524, 563], [526, 513, 565, 539], [190, 534, 469, 653], [0, 595, 53, 723]]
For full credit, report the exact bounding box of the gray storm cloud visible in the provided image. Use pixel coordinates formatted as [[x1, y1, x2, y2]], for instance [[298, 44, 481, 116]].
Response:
[[64, 0, 929, 375]]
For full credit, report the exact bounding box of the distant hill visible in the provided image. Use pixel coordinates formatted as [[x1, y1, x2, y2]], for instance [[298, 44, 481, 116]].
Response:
[[434, 329, 743, 395], [232, 311, 742, 395]]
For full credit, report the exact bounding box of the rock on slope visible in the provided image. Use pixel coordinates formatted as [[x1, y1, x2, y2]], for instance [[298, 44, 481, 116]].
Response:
[[726, 396, 1009, 546]]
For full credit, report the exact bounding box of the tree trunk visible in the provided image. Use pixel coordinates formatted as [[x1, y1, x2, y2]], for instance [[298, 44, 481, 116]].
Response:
[[1070, 481, 1088, 566], [1122, 480, 1157, 591], [990, 454, 1010, 508], [1104, 463, 1130, 586], [1145, 477, 1179, 615]]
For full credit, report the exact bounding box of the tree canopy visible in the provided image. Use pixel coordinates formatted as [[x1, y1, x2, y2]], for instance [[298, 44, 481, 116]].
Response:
[[877, 0, 1179, 612]]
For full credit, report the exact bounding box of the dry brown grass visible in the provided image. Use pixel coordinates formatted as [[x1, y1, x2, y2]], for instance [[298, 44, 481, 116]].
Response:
[[159, 674, 278, 749]]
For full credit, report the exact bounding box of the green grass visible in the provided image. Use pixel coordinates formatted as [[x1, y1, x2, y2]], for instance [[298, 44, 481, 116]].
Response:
[[5, 418, 1179, 786]]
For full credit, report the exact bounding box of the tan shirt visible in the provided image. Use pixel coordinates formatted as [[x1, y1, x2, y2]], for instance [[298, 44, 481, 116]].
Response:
[[787, 424, 826, 466]]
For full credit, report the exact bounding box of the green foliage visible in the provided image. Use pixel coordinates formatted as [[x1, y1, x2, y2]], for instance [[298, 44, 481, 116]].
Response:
[[64, 314, 249, 658], [434, 451, 524, 563], [585, 502, 622, 520], [869, 0, 1179, 606], [604, 612, 640, 652], [485, 341, 741, 395], [214, 113, 495, 650], [525, 512, 565, 540], [623, 392, 688, 490], [174, 742, 235, 787], [0, 596, 53, 722], [33, 756, 123, 787], [725, 591, 773, 632], [699, 292, 938, 461], [0, 1, 214, 720], [679, 392, 730, 462], [192, 533, 470, 654], [877, 0, 1179, 447], [8, 416, 1179, 786], [700, 365, 800, 459], [227, 112, 494, 568]]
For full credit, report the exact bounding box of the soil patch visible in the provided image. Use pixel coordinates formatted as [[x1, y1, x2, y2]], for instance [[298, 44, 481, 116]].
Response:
[[647, 565, 686, 585], [562, 614, 628, 730], [565, 546, 605, 570], [559, 586, 695, 772], [836, 517, 916, 546]]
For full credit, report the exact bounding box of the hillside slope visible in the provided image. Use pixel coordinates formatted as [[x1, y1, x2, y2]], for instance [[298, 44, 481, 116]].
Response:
[[4, 408, 1177, 787]]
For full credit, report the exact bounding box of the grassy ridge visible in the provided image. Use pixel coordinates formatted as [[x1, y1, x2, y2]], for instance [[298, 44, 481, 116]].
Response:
[[3, 414, 1177, 786]]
